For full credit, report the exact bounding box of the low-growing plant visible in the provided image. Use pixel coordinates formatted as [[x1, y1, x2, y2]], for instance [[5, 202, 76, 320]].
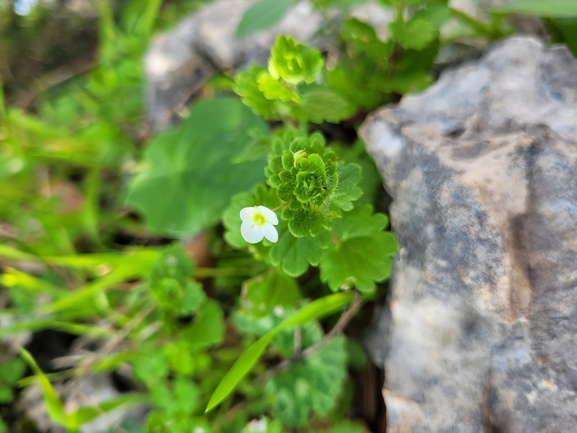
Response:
[[1, 0, 574, 432]]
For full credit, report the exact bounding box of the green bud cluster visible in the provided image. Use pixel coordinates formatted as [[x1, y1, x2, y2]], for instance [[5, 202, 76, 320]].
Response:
[[234, 36, 351, 124], [266, 130, 361, 237], [268, 36, 323, 85]]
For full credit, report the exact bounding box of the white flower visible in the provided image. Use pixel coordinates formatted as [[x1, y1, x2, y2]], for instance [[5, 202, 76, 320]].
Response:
[[240, 205, 279, 244]]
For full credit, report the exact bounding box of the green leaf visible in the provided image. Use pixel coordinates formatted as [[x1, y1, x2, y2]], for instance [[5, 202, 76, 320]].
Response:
[[235, 66, 279, 119], [493, 0, 577, 17], [332, 141, 381, 207], [242, 267, 301, 317], [172, 376, 201, 413], [415, 4, 451, 29], [149, 244, 193, 287], [320, 206, 398, 294], [126, 98, 268, 236], [270, 224, 328, 276], [0, 358, 26, 384], [134, 350, 169, 385], [70, 394, 150, 428], [345, 338, 369, 370], [258, 71, 301, 102], [232, 310, 277, 337], [164, 341, 195, 375], [232, 127, 271, 163], [340, 18, 391, 63], [272, 314, 323, 358], [19, 347, 71, 429], [183, 300, 225, 351], [206, 333, 275, 413], [329, 163, 362, 213], [147, 411, 209, 433], [236, 0, 298, 39], [233, 307, 323, 357], [0, 389, 13, 404], [205, 292, 354, 412], [389, 17, 437, 50], [265, 336, 347, 426], [149, 244, 206, 315], [283, 206, 333, 237], [293, 84, 352, 124], [269, 36, 324, 85]]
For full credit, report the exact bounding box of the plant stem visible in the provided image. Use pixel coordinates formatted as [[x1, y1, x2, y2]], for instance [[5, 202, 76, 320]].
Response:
[[261, 290, 363, 381], [449, 7, 501, 39], [194, 267, 257, 278], [294, 326, 302, 358], [272, 202, 289, 212]]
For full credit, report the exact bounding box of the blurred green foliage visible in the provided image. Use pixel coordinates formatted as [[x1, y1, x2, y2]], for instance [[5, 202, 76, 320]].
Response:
[[1, 0, 576, 432]]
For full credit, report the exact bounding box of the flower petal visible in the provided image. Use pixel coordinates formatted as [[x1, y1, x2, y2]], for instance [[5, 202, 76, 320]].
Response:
[[241, 221, 264, 244], [240, 207, 258, 223], [257, 206, 278, 225], [262, 223, 278, 243]]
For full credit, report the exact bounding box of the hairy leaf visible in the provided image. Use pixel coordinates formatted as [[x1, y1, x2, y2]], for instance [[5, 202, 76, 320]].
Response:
[[293, 84, 352, 124], [329, 163, 362, 213], [269, 36, 324, 85], [235, 67, 279, 119], [320, 206, 398, 293], [265, 336, 347, 426], [242, 267, 301, 317], [270, 224, 328, 276], [258, 71, 301, 102]]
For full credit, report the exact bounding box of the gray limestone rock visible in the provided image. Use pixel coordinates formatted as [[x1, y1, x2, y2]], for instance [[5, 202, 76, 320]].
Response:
[[145, 0, 325, 129], [360, 36, 577, 433]]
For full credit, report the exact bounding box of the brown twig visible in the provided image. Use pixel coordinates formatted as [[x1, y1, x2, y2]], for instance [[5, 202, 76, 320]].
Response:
[[293, 326, 302, 359], [261, 290, 363, 381], [60, 303, 156, 395]]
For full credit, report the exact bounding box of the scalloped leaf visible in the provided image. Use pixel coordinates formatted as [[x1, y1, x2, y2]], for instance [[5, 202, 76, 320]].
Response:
[[270, 224, 329, 276], [126, 98, 268, 236], [320, 206, 398, 293], [264, 336, 347, 426], [269, 36, 324, 85]]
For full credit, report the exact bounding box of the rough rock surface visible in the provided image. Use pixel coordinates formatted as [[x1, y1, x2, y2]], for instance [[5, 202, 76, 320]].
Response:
[[360, 36, 577, 433]]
